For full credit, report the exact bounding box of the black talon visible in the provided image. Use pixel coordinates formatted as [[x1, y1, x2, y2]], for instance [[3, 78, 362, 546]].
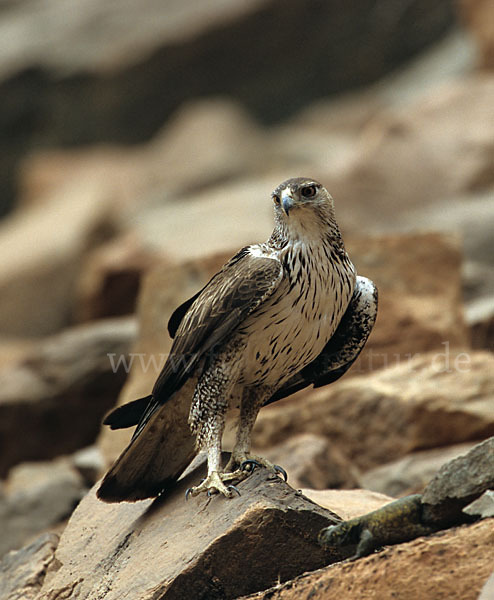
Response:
[[274, 465, 288, 481], [240, 459, 261, 473], [185, 487, 194, 501], [227, 485, 241, 497]]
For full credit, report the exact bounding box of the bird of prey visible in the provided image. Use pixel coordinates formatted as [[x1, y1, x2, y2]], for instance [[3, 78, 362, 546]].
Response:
[[97, 177, 377, 502]]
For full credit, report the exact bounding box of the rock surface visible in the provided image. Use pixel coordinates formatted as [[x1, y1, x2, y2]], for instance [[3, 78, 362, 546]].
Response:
[[422, 436, 494, 525], [0, 459, 85, 557], [38, 467, 344, 600], [0, 532, 59, 600], [252, 351, 494, 471], [461, 0, 494, 69], [300, 489, 394, 522], [360, 441, 479, 497], [239, 519, 494, 600], [0, 317, 136, 476]]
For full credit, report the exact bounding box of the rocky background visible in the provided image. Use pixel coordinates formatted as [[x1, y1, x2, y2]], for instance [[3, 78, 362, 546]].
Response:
[[0, 1, 493, 599]]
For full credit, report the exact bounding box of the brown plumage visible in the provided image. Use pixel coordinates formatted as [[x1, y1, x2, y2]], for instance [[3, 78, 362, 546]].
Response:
[[98, 177, 377, 502]]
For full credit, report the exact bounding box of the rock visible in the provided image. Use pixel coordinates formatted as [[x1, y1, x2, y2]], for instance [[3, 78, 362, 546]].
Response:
[[0, 0, 455, 215], [422, 436, 494, 526], [0, 532, 59, 600], [467, 295, 494, 350], [360, 442, 479, 497], [478, 571, 494, 600], [300, 489, 395, 522], [239, 519, 494, 600], [346, 232, 468, 373], [255, 433, 360, 491], [0, 459, 85, 558], [75, 233, 164, 322], [38, 466, 343, 600], [71, 446, 105, 487], [327, 75, 494, 259], [0, 184, 119, 337], [0, 317, 137, 476], [460, 0, 494, 69], [252, 352, 494, 471], [464, 490, 494, 518]]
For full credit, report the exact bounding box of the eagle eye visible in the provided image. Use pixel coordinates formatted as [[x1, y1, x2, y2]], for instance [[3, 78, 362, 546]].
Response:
[[272, 194, 281, 205], [301, 184, 317, 198]]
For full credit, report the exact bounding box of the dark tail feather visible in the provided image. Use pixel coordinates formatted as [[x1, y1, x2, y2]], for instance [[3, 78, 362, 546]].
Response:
[[103, 395, 152, 430]]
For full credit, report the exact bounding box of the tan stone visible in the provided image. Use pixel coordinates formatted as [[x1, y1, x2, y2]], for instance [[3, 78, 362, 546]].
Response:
[[252, 351, 494, 470], [239, 519, 494, 600], [38, 467, 343, 600], [300, 489, 395, 521]]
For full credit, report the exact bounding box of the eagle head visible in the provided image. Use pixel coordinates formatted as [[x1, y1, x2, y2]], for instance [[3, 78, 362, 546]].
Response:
[[271, 177, 336, 238]]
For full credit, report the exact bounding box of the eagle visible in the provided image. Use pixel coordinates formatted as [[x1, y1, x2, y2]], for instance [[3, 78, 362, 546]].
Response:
[[97, 178, 377, 501]]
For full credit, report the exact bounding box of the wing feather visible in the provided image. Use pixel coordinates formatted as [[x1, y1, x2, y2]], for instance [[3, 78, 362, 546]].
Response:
[[131, 248, 283, 439]]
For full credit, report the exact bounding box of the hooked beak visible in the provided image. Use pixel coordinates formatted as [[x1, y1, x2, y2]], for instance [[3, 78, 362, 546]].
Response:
[[281, 190, 295, 216]]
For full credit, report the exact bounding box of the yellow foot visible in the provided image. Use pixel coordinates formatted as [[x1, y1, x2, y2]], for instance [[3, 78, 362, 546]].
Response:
[[225, 453, 288, 482], [185, 471, 242, 500]]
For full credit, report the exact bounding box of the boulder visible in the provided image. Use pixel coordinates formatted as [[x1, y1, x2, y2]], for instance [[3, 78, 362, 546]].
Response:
[[0, 459, 85, 558], [0, 0, 456, 214], [422, 436, 494, 525], [75, 234, 164, 322], [0, 532, 59, 600], [252, 351, 494, 471], [38, 466, 343, 600], [460, 0, 494, 69], [360, 441, 479, 497], [0, 317, 137, 476], [238, 519, 494, 600], [0, 184, 119, 337], [255, 433, 360, 491]]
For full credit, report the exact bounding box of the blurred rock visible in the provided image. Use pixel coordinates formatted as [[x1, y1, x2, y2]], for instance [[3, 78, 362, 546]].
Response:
[[252, 351, 494, 471], [422, 436, 494, 526], [466, 296, 494, 350], [75, 234, 163, 322], [0, 0, 456, 214], [0, 184, 118, 337], [464, 490, 494, 518], [360, 442, 479, 497], [461, 0, 494, 69], [71, 446, 105, 487], [0, 317, 136, 476], [0, 532, 59, 600], [0, 458, 84, 557], [300, 489, 394, 521], [258, 433, 360, 491], [240, 519, 494, 600], [326, 75, 494, 251], [347, 232, 468, 373], [38, 467, 343, 600]]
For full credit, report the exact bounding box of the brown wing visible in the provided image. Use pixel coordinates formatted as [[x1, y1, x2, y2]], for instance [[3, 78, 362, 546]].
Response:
[[131, 247, 283, 439]]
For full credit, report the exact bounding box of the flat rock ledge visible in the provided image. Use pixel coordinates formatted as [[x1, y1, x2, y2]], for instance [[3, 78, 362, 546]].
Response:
[[38, 466, 344, 600]]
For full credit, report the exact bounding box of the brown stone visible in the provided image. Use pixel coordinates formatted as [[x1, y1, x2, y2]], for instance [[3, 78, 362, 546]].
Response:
[[0, 317, 136, 476], [255, 433, 360, 491], [0, 533, 59, 600], [239, 519, 494, 600], [460, 0, 494, 69], [346, 232, 468, 373], [252, 351, 494, 471], [75, 233, 164, 322], [38, 466, 343, 600]]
